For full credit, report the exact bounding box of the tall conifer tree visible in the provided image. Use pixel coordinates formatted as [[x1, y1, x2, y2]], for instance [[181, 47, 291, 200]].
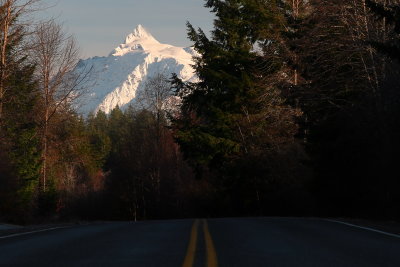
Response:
[[0, 4, 40, 219], [172, 0, 305, 214]]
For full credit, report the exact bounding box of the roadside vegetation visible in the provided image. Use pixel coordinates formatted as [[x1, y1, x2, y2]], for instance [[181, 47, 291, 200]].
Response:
[[1, 0, 400, 224]]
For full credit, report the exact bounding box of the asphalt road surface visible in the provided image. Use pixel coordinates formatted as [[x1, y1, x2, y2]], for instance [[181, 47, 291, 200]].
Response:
[[0, 217, 400, 266]]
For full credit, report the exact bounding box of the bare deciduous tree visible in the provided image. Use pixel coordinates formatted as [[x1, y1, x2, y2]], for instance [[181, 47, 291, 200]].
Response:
[[30, 20, 90, 191], [136, 73, 174, 119], [135, 73, 176, 205], [287, 0, 311, 86]]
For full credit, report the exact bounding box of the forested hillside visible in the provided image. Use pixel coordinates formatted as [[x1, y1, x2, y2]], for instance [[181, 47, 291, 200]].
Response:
[[1, 0, 399, 224]]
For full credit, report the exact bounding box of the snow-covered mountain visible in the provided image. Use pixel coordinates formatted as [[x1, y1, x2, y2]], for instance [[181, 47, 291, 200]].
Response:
[[75, 25, 196, 115]]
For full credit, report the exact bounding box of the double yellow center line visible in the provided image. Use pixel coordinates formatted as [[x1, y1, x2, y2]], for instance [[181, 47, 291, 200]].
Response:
[[182, 219, 218, 267]]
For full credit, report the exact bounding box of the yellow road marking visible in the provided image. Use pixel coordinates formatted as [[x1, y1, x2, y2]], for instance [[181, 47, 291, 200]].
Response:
[[182, 219, 199, 267], [203, 219, 219, 267]]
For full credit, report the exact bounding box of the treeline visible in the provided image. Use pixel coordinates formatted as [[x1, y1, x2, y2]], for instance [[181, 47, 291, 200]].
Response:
[[0, 1, 209, 223], [0, 0, 210, 223], [1, 0, 400, 223], [84, 105, 214, 221], [0, 0, 107, 223], [171, 0, 400, 219]]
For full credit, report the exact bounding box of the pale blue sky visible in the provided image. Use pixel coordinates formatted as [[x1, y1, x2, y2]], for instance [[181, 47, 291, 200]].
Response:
[[39, 0, 215, 59]]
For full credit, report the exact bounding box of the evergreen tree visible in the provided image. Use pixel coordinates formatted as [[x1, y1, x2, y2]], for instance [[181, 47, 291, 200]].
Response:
[[5, 64, 40, 212], [172, 0, 306, 215], [86, 110, 111, 169], [0, 4, 40, 220]]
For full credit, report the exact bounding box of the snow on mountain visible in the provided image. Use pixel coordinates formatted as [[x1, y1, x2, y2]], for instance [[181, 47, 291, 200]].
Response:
[[75, 25, 196, 115]]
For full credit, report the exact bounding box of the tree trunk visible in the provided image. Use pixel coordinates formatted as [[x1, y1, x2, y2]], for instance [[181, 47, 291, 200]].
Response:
[[0, 1, 12, 123], [292, 1, 299, 86], [40, 57, 50, 191], [41, 109, 49, 191]]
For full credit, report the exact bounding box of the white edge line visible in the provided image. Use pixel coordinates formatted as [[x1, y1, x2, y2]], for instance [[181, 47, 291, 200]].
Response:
[[325, 219, 400, 239], [0, 226, 68, 239]]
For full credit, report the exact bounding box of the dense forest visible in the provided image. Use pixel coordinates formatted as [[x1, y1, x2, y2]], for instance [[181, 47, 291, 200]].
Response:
[[1, 0, 399, 224]]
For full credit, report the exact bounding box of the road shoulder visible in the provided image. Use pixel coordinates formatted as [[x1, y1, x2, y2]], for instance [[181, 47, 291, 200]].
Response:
[[0, 222, 87, 238], [326, 218, 400, 236]]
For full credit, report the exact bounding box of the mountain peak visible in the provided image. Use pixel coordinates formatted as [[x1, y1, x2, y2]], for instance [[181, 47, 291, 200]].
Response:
[[75, 25, 197, 115], [132, 25, 148, 37], [110, 25, 161, 56], [124, 25, 156, 44]]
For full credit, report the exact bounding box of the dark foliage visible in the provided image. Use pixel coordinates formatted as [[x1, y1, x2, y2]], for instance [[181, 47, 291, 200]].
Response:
[[2, 0, 400, 223]]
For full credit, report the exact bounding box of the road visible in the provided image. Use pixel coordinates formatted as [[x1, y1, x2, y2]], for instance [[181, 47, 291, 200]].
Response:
[[0, 218, 399, 266]]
